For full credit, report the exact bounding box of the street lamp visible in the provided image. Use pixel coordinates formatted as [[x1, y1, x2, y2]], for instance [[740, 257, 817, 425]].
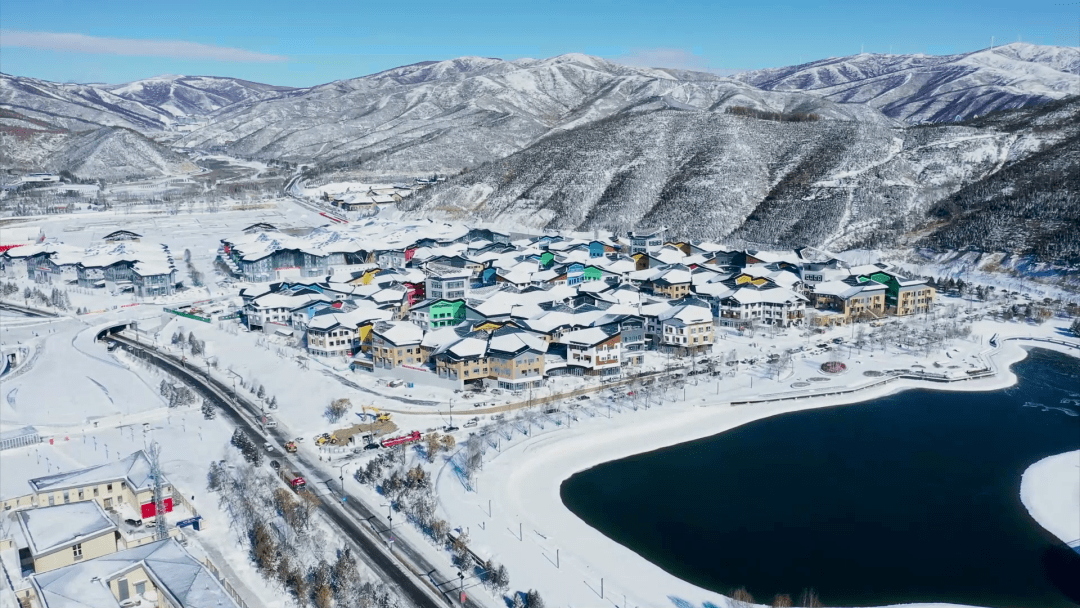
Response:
[[382, 502, 393, 546], [337, 464, 348, 491]]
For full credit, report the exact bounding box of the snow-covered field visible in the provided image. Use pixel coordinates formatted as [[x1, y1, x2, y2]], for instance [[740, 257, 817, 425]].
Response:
[[2, 202, 1079, 608]]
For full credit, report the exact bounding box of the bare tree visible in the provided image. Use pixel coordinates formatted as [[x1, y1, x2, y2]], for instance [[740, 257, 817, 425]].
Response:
[[798, 588, 823, 608], [731, 587, 755, 608], [324, 398, 352, 423]]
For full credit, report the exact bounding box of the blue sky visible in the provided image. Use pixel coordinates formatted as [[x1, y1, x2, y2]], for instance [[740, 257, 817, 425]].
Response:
[[1, 0, 1077, 86]]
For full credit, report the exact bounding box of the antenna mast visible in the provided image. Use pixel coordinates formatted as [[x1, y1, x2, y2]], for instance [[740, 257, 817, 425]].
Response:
[[148, 442, 169, 541]]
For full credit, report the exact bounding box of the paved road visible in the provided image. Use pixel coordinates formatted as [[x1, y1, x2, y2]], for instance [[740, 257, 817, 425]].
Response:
[[0, 300, 60, 317], [110, 331, 483, 608]]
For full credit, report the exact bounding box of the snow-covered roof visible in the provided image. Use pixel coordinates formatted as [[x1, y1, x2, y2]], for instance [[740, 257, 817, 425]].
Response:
[[31, 539, 239, 608], [444, 337, 489, 359], [724, 286, 807, 304], [373, 321, 423, 345], [658, 304, 712, 324], [814, 278, 886, 299], [29, 450, 160, 494], [488, 331, 547, 356], [18, 501, 116, 557], [562, 326, 616, 347], [77, 241, 176, 277]]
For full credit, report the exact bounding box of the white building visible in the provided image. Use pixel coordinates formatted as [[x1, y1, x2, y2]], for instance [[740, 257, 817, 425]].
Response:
[[425, 266, 471, 301]]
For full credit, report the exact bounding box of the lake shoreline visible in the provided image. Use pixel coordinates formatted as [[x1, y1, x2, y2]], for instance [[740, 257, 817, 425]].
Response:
[[437, 335, 1080, 608]]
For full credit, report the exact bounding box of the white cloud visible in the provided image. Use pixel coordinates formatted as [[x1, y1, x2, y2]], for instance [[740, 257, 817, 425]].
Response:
[[0, 30, 286, 63], [609, 48, 743, 76]]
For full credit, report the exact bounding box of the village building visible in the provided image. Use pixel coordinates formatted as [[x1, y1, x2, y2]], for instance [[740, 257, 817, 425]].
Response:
[[561, 326, 622, 377], [19, 539, 240, 608]]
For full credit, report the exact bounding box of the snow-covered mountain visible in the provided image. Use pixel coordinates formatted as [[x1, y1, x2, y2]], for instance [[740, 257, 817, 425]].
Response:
[[104, 75, 294, 118], [737, 43, 1080, 124], [400, 96, 1080, 263], [48, 127, 201, 180], [0, 73, 175, 131], [0, 73, 295, 134], [2, 46, 1077, 262], [174, 53, 894, 172]]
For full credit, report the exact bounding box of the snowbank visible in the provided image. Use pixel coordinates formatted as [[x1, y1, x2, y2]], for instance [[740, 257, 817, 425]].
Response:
[[1020, 450, 1080, 547]]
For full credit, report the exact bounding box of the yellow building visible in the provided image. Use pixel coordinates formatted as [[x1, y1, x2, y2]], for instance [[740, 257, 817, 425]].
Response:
[[16, 501, 118, 574], [23, 539, 241, 608], [4, 451, 174, 518]]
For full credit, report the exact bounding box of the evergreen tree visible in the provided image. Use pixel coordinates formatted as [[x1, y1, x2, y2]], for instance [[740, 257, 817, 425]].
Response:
[[201, 400, 216, 420]]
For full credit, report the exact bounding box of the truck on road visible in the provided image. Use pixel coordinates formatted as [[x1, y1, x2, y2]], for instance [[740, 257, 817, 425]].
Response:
[[280, 469, 307, 491], [380, 430, 421, 449]]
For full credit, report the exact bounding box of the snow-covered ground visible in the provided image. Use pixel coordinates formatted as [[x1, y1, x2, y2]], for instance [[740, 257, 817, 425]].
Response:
[[416, 336, 1074, 608], [1020, 450, 1080, 548], [0, 317, 375, 608], [3, 203, 1079, 608]]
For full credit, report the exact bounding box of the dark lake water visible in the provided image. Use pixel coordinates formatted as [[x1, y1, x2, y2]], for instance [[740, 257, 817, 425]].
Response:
[[561, 348, 1080, 608]]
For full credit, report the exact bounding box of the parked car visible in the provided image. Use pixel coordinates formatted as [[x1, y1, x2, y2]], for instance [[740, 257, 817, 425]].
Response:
[[576, 395, 590, 401], [124, 518, 142, 527], [364, 443, 381, 450], [106, 341, 120, 352], [464, 420, 478, 428]]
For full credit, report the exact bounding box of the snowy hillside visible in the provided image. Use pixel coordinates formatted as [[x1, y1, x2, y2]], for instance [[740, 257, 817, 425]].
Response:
[[0, 108, 73, 170], [105, 75, 295, 118], [918, 97, 1080, 263], [401, 97, 1080, 263], [0, 73, 173, 131], [738, 43, 1080, 124], [174, 53, 895, 172], [47, 127, 201, 180]]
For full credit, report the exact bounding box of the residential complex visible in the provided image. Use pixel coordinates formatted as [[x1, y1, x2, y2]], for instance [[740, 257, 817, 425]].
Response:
[[226, 220, 935, 391]]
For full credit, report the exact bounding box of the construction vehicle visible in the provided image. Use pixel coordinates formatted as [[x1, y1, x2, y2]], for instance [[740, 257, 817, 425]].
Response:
[[280, 469, 307, 491], [361, 405, 392, 423], [380, 430, 421, 449], [284, 441, 298, 453]]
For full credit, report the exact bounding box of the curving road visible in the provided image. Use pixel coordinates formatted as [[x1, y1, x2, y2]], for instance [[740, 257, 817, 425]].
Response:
[[109, 330, 484, 608]]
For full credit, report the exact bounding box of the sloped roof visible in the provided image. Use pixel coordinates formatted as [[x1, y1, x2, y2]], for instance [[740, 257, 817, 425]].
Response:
[[18, 501, 116, 557], [488, 330, 547, 356], [29, 450, 159, 494], [562, 326, 618, 347], [373, 321, 423, 345], [31, 539, 239, 608]]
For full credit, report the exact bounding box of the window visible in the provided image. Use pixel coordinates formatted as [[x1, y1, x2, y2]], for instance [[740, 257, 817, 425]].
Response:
[[135, 581, 147, 596], [73, 543, 83, 559], [107, 484, 113, 493]]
